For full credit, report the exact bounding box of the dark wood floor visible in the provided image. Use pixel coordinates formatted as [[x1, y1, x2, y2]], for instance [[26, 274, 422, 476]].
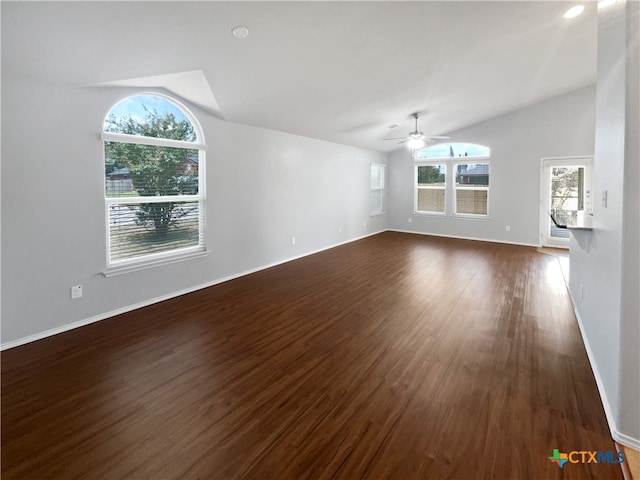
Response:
[[2, 232, 621, 480]]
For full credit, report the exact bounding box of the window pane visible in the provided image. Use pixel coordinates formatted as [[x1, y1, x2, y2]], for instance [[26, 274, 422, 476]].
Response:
[[456, 190, 488, 215], [417, 165, 445, 186], [105, 142, 199, 198], [417, 188, 445, 213], [109, 201, 201, 262], [416, 143, 490, 160], [550, 166, 582, 235], [370, 164, 385, 214], [456, 164, 489, 186], [104, 95, 196, 142], [371, 164, 384, 189], [370, 190, 383, 215]]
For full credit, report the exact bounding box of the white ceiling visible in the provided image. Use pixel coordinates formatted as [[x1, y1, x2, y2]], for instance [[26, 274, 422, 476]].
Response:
[[2, 1, 598, 152]]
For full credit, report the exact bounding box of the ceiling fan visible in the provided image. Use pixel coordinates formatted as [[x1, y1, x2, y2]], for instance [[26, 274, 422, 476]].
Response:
[[384, 112, 449, 149]]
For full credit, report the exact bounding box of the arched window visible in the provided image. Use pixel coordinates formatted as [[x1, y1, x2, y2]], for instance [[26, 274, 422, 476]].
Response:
[[415, 142, 490, 160], [103, 94, 206, 271], [414, 142, 490, 217]]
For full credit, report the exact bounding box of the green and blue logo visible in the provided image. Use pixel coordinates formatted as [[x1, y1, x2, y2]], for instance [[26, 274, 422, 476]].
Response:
[[549, 449, 568, 468]]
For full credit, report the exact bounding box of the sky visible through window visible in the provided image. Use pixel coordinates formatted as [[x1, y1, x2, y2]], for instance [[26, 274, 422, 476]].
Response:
[[106, 95, 189, 126], [416, 143, 490, 160]]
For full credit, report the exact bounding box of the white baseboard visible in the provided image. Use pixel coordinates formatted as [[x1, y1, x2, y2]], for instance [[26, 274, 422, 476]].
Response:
[[568, 291, 640, 451], [388, 228, 539, 248], [1, 230, 384, 351], [616, 431, 640, 451], [571, 302, 618, 440]]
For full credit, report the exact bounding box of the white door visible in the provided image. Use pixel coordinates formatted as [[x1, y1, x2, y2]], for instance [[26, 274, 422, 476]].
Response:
[[540, 157, 593, 248]]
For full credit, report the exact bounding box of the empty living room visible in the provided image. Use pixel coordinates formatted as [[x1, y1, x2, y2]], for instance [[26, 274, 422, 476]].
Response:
[[1, 1, 638, 479]]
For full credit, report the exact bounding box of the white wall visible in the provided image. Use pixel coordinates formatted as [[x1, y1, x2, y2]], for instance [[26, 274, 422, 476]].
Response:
[[388, 86, 596, 246], [1, 77, 387, 346], [570, 0, 639, 448], [620, 0, 640, 447]]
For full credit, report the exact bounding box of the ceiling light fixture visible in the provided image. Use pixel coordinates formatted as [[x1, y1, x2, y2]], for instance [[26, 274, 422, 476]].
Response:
[[563, 5, 585, 19], [384, 112, 449, 149], [232, 26, 249, 39], [597, 0, 616, 9], [407, 137, 426, 150]]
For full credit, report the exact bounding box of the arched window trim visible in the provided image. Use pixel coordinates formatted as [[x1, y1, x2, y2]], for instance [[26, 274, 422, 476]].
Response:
[[102, 90, 206, 144], [102, 93, 208, 276]]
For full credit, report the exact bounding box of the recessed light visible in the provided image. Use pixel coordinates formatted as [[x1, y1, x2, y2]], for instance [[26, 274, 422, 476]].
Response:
[[563, 5, 585, 19], [232, 26, 249, 39]]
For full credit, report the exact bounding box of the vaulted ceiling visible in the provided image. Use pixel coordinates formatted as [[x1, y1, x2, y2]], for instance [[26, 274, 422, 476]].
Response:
[[2, 1, 598, 152]]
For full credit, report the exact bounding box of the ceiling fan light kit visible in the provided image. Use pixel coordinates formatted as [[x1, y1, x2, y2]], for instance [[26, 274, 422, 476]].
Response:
[[384, 112, 450, 150], [407, 137, 426, 150]]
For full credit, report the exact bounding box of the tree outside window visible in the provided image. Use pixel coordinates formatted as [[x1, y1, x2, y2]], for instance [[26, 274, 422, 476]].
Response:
[[103, 95, 205, 265]]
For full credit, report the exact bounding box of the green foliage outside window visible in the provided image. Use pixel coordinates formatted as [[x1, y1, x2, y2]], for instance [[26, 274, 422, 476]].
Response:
[[105, 108, 198, 239], [417, 165, 445, 185]]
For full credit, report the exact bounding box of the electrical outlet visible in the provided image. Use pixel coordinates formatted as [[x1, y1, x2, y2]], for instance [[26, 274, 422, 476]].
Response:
[[338, 226, 342, 233], [363, 221, 367, 227], [580, 284, 584, 299], [291, 236, 296, 245], [408, 218, 413, 223], [71, 285, 83, 299], [505, 226, 511, 232]]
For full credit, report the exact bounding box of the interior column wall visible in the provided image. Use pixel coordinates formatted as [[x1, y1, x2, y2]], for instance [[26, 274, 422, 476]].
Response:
[[569, 0, 639, 448]]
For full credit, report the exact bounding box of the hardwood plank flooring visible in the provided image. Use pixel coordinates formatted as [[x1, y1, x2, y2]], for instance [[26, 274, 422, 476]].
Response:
[[1, 232, 622, 479], [619, 443, 640, 480]]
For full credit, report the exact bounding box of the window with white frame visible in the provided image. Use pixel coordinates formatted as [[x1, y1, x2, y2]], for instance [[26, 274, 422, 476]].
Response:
[[370, 163, 385, 215], [103, 94, 206, 269], [414, 143, 490, 217], [455, 163, 489, 215], [416, 164, 446, 214]]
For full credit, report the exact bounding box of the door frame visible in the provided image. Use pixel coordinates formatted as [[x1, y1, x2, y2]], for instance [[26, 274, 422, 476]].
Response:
[[539, 156, 593, 248]]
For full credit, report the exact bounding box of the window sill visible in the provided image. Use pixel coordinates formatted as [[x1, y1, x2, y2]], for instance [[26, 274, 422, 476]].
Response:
[[412, 212, 491, 221], [102, 249, 208, 277], [370, 211, 386, 217], [413, 211, 447, 217], [452, 214, 491, 221]]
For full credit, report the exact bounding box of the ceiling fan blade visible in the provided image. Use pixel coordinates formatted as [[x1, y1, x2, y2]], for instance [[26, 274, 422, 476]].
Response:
[[382, 113, 450, 143], [383, 136, 408, 141], [338, 119, 390, 134]]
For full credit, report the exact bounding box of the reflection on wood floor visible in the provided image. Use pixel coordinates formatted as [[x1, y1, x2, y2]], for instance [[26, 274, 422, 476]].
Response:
[[2, 232, 622, 479], [537, 246, 570, 284]]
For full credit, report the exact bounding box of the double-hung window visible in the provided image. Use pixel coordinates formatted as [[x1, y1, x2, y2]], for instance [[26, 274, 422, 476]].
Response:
[[455, 163, 489, 215], [416, 164, 446, 214], [414, 143, 490, 217], [370, 163, 386, 215], [103, 94, 206, 271]]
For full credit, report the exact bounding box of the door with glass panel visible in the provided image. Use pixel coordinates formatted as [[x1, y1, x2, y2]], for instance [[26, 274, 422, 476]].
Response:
[[540, 157, 593, 248]]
